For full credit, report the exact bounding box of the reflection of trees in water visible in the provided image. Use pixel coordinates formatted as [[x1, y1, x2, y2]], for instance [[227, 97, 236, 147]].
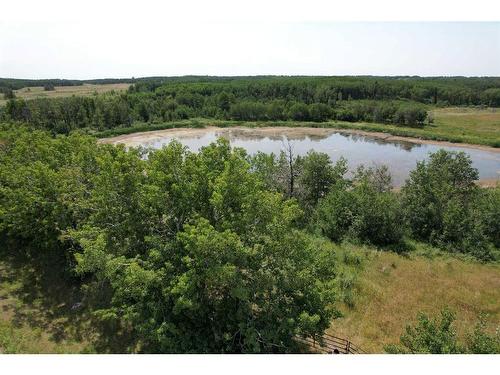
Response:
[[148, 128, 422, 152], [347, 133, 420, 152], [215, 128, 333, 142], [147, 132, 211, 148], [218, 128, 421, 151], [222, 128, 421, 152]]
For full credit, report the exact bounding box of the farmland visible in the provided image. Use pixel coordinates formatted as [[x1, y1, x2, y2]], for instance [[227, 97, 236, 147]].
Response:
[[0, 83, 130, 106]]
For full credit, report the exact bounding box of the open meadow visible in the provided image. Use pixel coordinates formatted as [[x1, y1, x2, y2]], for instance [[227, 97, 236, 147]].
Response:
[[0, 83, 131, 106]]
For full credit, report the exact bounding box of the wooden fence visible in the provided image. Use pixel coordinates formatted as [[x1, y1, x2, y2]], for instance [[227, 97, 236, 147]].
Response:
[[296, 333, 365, 354]]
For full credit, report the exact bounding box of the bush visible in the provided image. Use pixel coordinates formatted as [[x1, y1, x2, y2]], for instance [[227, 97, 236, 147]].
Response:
[[315, 185, 358, 242], [478, 187, 500, 248], [315, 167, 404, 247], [2, 88, 15, 99], [385, 309, 500, 354], [385, 309, 463, 353], [349, 184, 405, 246], [43, 83, 55, 91]]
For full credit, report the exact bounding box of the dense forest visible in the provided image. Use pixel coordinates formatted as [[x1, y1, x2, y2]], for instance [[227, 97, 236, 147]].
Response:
[[2, 76, 500, 135], [0, 125, 498, 352]]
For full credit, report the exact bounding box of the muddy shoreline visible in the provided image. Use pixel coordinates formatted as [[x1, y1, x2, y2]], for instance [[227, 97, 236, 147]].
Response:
[[99, 126, 500, 154]]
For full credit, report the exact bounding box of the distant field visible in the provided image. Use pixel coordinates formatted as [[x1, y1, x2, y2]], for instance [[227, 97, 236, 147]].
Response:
[[0, 83, 130, 105], [429, 107, 500, 145], [319, 107, 500, 147], [329, 245, 500, 353]]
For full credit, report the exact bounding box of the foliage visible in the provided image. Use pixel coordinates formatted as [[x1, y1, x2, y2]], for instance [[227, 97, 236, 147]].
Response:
[[16, 75, 500, 133], [384, 309, 463, 353], [297, 152, 348, 211], [4, 75, 500, 136], [2, 87, 15, 100], [385, 309, 500, 354], [0, 129, 339, 353], [478, 187, 500, 248], [401, 150, 494, 260], [315, 165, 404, 247], [43, 83, 55, 91]]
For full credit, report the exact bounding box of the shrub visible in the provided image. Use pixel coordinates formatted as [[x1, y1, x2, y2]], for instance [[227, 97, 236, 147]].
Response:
[[315, 167, 404, 247], [385, 309, 500, 354], [385, 309, 463, 353]]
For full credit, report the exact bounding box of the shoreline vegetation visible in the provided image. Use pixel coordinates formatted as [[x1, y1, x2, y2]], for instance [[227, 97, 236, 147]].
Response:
[[97, 121, 500, 153]]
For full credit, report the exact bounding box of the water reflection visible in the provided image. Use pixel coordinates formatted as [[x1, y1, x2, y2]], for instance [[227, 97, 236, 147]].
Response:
[[139, 127, 499, 187]]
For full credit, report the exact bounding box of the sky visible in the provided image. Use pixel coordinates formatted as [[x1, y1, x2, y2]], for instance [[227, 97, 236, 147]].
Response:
[[1, 1, 499, 79]]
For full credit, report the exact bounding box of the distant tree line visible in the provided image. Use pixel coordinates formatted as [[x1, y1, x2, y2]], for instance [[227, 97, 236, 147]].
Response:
[[2, 76, 500, 132], [1, 94, 431, 134], [0, 76, 500, 106]]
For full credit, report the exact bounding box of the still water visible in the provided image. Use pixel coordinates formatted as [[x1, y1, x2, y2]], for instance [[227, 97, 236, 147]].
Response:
[[116, 127, 500, 186]]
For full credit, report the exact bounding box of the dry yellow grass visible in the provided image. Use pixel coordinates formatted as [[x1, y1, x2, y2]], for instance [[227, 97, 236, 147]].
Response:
[[0, 83, 130, 105], [329, 249, 500, 353]]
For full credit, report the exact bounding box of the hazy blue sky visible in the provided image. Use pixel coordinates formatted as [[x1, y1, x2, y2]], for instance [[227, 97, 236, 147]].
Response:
[[1, 18, 499, 78]]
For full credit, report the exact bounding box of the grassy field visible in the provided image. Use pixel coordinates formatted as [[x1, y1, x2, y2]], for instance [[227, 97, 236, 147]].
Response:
[[0, 83, 130, 106], [428, 107, 500, 146], [329, 244, 500, 353], [94, 107, 500, 147]]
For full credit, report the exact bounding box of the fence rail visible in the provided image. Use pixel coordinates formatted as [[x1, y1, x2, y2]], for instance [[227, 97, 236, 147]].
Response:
[[296, 333, 365, 354]]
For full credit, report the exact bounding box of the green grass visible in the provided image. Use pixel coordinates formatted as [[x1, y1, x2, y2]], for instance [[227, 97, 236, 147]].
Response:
[[93, 119, 207, 138], [0, 252, 95, 353], [95, 108, 500, 147], [429, 107, 500, 146]]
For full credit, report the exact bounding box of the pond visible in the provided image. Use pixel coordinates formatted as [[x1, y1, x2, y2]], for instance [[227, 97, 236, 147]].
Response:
[[104, 127, 500, 186]]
